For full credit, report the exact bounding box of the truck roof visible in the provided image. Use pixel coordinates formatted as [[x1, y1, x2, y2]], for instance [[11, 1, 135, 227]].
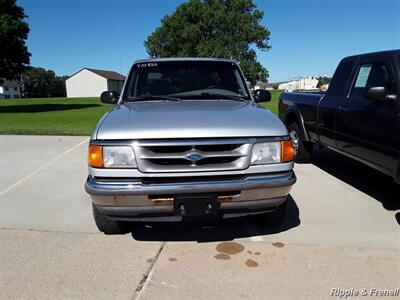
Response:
[[133, 57, 237, 64], [343, 49, 400, 60]]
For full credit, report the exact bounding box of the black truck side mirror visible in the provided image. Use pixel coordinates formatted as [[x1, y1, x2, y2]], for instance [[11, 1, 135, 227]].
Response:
[[364, 86, 393, 101], [100, 91, 119, 104], [253, 89, 271, 102]]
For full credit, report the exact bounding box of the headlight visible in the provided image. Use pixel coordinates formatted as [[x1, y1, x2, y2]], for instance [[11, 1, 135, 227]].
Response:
[[251, 141, 294, 165], [103, 146, 136, 168], [88, 145, 137, 168], [251, 142, 281, 164]]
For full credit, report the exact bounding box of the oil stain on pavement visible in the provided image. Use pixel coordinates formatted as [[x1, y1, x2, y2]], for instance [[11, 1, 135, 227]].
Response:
[[214, 242, 260, 267], [214, 253, 231, 260], [215, 242, 245, 254], [245, 259, 258, 268], [272, 242, 285, 248]]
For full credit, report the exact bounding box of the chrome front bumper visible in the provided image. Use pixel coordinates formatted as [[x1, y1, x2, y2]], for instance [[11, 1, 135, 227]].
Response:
[[85, 171, 296, 219]]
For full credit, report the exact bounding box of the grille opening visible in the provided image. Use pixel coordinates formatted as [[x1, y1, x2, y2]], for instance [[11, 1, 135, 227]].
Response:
[[147, 157, 240, 166], [148, 158, 190, 165], [143, 144, 242, 153], [196, 157, 239, 165], [145, 145, 192, 153], [196, 144, 242, 152]]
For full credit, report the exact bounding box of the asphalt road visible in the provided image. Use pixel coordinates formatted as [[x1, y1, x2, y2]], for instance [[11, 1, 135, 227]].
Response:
[[0, 135, 399, 299]]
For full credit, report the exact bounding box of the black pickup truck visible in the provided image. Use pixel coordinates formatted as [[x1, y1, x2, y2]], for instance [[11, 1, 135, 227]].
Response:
[[279, 50, 400, 183]]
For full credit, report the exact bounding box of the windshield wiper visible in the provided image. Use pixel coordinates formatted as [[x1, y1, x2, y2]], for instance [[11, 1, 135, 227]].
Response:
[[125, 95, 181, 102], [199, 92, 247, 101]]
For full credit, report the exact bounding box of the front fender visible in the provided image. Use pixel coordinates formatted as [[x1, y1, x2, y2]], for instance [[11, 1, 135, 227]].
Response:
[[284, 106, 310, 142]]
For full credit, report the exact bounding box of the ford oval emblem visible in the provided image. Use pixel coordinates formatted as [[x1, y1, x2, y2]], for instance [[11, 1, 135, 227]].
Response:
[[186, 152, 203, 162]]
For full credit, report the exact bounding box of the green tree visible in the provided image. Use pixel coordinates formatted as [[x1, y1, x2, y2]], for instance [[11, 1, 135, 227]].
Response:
[[22, 67, 66, 98], [317, 76, 331, 88], [145, 0, 271, 83], [0, 0, 30, 82]]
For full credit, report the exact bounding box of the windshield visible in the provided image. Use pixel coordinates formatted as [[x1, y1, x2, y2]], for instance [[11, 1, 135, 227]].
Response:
[[123, 61, 250, 101]]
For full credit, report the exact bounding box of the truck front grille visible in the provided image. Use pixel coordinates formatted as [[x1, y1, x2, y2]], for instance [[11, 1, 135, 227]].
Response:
[[134, 139, 252, 173]]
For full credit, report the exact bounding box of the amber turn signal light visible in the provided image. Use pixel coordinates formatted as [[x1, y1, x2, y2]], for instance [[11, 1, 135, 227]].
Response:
[[88, 145, 103, 168], [281, 140, 294, 162]]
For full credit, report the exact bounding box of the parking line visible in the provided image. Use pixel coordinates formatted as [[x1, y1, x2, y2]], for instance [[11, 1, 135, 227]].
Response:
[[0, 137, 89, 197]]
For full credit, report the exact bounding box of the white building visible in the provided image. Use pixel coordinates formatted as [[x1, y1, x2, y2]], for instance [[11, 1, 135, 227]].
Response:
[[278, 76, 319, 92], [278, 80, 298, 92], [253, 81, 273, 91], [66, 68, 125, 98], [298, 76, 319, 90], [0, 79, 21, 99]]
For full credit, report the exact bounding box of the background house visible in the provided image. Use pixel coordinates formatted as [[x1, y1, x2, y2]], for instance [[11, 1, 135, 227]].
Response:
[[253, 81, 273, 91], [66, 68, 125, 98], [278, 76, 319, 92], [0, 79, 21, 99]]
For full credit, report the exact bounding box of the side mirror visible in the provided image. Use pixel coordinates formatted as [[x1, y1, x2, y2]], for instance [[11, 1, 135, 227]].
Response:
[[253, 89, 271, 102], [364, 86, 388, 101], [100, 91, 118, 104]]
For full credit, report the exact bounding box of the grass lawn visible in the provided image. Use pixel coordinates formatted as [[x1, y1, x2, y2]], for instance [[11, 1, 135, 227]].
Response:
[[260, 90, 281, 115], [0, 98, 110, 136], [0, 92, 281, 136]]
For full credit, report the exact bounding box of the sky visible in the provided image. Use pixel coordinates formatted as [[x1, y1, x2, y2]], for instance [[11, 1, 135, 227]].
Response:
[[18, 0, 400, 83]]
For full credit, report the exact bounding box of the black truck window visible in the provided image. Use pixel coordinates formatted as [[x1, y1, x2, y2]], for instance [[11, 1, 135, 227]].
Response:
[[328, 59, 356, 97], [351, 62, 391, 98]]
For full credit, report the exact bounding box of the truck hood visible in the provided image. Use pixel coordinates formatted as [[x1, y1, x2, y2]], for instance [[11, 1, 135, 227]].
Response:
[[95, 100, 288, 140]]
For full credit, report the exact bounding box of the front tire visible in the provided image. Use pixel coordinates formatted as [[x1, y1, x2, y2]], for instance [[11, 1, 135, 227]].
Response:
[[288, 122, 312, 163], [92, 204, 129, 234]]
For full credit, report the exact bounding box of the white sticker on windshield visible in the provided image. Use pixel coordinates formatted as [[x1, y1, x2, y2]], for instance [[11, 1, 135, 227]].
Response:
[[355, 64, 372, 87], [137, 62, 158, 68]]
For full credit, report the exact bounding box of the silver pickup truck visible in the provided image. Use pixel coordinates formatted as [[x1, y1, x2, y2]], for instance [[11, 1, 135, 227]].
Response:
[[85, 58, 296, 234]]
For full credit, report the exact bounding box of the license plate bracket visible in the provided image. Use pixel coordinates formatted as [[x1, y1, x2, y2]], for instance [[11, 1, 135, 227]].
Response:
[[174, 194, 220, 216]]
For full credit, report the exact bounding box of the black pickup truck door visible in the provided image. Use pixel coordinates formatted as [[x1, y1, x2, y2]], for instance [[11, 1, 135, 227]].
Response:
[[317, 59, 357, 147], [335, 55, 399, 176]]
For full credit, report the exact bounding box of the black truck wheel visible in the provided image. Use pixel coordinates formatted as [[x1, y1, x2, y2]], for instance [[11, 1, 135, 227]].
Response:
[[288, 123, 312, 163], [92, 204, 129, 234]]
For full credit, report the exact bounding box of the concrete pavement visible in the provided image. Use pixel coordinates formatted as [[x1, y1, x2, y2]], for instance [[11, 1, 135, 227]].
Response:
[[137, 242, 399, 300], [0, 135, 399, 299], [0, 230, 162, 300]]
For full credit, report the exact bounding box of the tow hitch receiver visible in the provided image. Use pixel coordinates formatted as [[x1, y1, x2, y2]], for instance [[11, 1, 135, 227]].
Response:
[[174, 194, 220, 216]]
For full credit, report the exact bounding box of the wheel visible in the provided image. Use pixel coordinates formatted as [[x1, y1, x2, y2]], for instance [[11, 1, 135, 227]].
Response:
[[92, 204, 129, 234], [250, 201, 287, 226], [288, 122, 312, 163]]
